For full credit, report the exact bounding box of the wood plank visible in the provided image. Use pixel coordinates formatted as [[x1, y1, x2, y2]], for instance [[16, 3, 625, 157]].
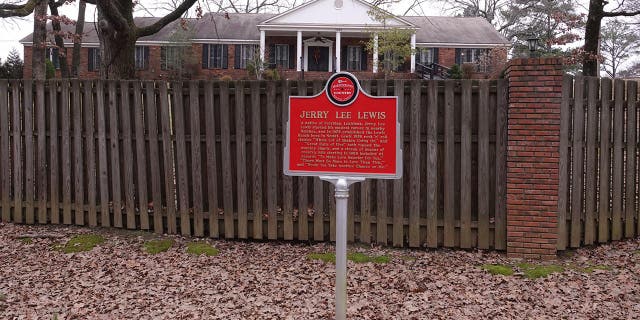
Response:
[[359, 80, 372, 243], [570, 76, 585, 248], [0, 80, 10, 222], [250, 81, 262, 239], [296, 80, 308, 241], [282, 80, 294, 240], [426, 80, 438, 248], [598, 78, 612, 243], [159, 82, 177, 234], [267, 81, 278, 240], [460, 80, 472, 248], [71, 80, 84, 226], [12, 81, 23, 223], [190, 81, 204, 237], [50, 82, 61, 225], [145, 82, 163, 233], [625, 80, 637, 238], [35, 81, 47, 224], [203, 82, 219, 237], [172, 82, 190, 236], [84, 80, 97, 227], [494, 78, 508, 250], [477, 80, 490, 250], [392, 80, 405, 247], [96, 81, 110, 227], [557, 75, 572, 250], [443, 80, 455, 247], [376, 79, 388, 245], [235, 81, 248, 239], [133, 81, 149, 230], [408, 80, 421, 247], [61, 80, 72, 225], [584, 77, 598, 244], [219, 81, 234, 238], [120, 81, 136, 229], [23, 80, 35, 224], [108, 81, 122, 228], [313, 80, 325, 241], [612, 79, 624, 241]]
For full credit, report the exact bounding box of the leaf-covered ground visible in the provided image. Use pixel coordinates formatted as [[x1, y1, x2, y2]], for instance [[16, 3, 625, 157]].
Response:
[[1, 222, 639, 319]]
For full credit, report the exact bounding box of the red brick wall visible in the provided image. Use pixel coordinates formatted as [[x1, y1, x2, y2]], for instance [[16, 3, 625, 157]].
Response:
[[505, 57, 564, 260], [438, 48, 456, 67]]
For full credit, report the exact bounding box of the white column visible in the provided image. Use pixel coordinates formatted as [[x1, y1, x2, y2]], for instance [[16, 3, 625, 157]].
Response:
[[260, 30, 266, 63], [372, 33, 379, 73], [410, 33, 416, 73], [335, 31, 341, 72], [296, 31, 302, 71]]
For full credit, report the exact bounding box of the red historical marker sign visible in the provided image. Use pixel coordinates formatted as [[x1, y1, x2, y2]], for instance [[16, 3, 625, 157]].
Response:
[[284, 73, 401, 178]]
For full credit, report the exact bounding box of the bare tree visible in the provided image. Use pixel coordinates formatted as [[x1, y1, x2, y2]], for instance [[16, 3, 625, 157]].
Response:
[[71, 0, 85, 77], [48, 0, 71, 78], [32, 0, 46, 79], [600, 19, 640, 77]]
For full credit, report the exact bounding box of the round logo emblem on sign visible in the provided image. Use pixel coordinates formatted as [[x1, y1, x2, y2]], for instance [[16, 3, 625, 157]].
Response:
[[327, 73, 359, 106]]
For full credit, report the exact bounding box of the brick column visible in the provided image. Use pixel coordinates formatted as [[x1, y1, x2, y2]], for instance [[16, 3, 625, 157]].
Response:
[[505, 58, 564, 260]]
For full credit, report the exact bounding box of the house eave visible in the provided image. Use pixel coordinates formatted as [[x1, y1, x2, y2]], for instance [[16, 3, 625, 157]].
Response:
[[416, 42, 511, 48]]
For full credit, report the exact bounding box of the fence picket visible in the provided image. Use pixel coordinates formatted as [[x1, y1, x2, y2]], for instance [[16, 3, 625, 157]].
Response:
[[250, 81, 262, 239], [121, 81, 136, 229], [0, 80, 9, 222], [108, 81, 122, 228], [36, 81, 47, 224], [570, 76, 585, 248], [219, 81, 234, 238], [477, 81, 491, 249], [145, 82, 163, 233], [557, 76, 572, 249], [584, 77, 598, 244], [84, 81, 97, 227], [133, 81, 149, 230], [159, 83, 177, 234], [71, 80, 84, 226], [376, 79, 388, 245], [612, 79, 624, 241], [235, 81, 248, 239], [598, 78, 612, 243], [443, 80, 455, 247], [296, 80, 308, 241], [625, 81, 637, 238], [191, 81, 204, 237], [282, 80, 294, 240], [426, 81, 438, 248], [267, 81, 278, 240], [23, 80, 34, 224], [460, 80, 472, 248], [494, 79, 508, 250], [392, 80, 405, 247], [173, 82, 190, 236], [409, 80, 421, 247], [96, 81, 110, 227], [12, 80, 23, 223], [204, 81, 219, 237]]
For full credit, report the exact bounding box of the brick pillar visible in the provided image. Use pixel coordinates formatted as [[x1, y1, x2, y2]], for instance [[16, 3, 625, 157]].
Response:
[[505, 58, 564, 260]]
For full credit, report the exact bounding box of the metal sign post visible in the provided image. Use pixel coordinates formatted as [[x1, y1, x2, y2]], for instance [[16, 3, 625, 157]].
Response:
[[284, 72, 401, 320]]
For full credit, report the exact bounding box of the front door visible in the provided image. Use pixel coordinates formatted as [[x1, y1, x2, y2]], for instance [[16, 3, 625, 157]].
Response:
[[308, 46, 329, 71]]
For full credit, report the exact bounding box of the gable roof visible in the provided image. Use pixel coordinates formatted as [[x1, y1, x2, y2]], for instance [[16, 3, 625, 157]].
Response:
[[20, 13, 509, 48], [258, 0, 415, 29]]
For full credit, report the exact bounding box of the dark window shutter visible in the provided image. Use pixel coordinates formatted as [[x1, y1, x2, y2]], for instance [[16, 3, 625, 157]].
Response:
[[53, 48, 60, 69], [360, 47, 367, 71], [455, 48, 461, 65], [289, 44, 295, 69], [202, 44, 209, 69], [222, 44, 228, 69], [341, 46, 347, 70], [433, 48, 439, 64], [143, 46, 150, 70], [234, 44, 241, 69], [268, 44, 275, 68], [88, 48, 94, 71]]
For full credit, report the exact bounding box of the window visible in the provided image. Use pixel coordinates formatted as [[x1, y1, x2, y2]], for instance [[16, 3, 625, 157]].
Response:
[[347, 46, 362, 71], [161, 46, 184, 70], [274, 44, 289, 68], [235, 44, 257, 69], [202, 44, 228, 69], [88, 48, 100, 72], [46, 48, 60, 69], [418, 48, 434, 65], [458, 48, 487, 64], [135, 46, 149, 70]]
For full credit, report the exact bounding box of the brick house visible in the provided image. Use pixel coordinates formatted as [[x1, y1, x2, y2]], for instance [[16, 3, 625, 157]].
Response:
[[20, 0, 510, 80]]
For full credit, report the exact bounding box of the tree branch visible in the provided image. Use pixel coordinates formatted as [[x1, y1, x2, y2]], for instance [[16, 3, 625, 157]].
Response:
[[136, 0, 197, 38], [96, 0, 129, 31], [0, 0, 39, 18], [603, 9, 640, 17]]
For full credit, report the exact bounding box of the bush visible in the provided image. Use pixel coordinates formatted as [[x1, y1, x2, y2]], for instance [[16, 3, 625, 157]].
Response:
[[448, 64, 462, 79], [45, 59, 56, 79], [219, 75, 232, 81]]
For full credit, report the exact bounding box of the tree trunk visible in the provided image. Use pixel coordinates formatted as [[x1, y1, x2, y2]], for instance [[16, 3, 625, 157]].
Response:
[[32, 0, 47, 80], [96, 1, 137, 79], [49, 0, 70, 78], [583, 0, 604, 76], [71, 0, 86, 77]]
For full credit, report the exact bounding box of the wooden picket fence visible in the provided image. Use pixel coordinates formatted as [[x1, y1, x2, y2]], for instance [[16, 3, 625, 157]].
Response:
[[0, 79, 507, 249], [558, 76, 640, 249]]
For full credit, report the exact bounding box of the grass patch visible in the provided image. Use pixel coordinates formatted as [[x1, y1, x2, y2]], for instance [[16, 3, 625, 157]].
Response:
[[186, 242, 219, 256], [481, 264, 514, 276], [307, 252, 390, 264], [143, 239, 174, 254], [19, 237, 33, 244], [0, 293, 6, 301], [582, 265, 612, 273], [58, 234, 104, 253], [518, 263, 564, 279]]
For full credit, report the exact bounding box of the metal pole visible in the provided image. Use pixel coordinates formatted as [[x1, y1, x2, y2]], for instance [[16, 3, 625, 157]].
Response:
[[334, 178, 348, 320]]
